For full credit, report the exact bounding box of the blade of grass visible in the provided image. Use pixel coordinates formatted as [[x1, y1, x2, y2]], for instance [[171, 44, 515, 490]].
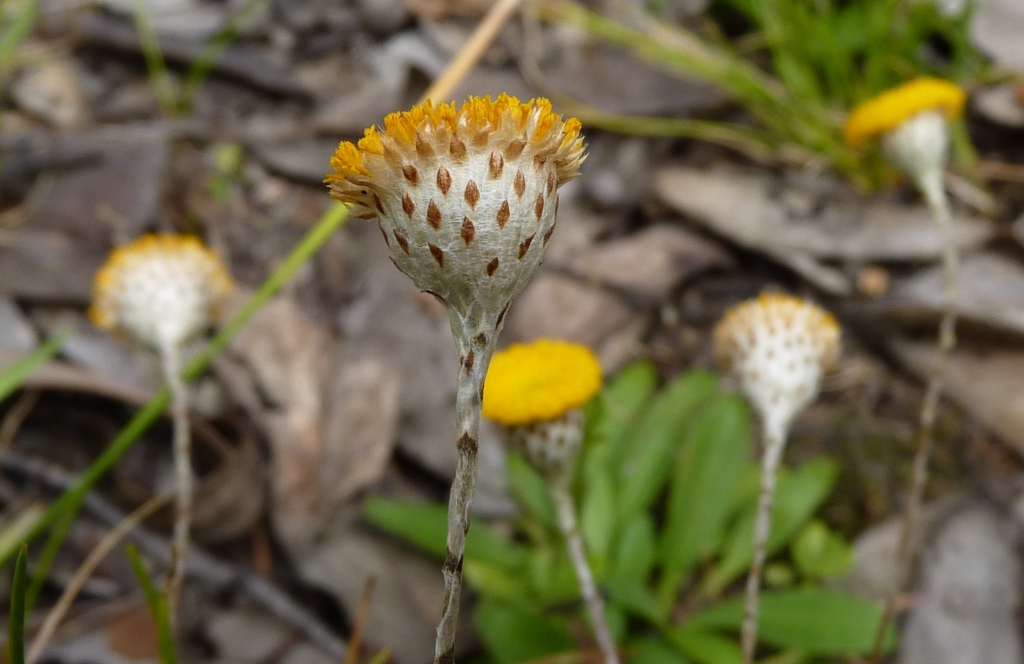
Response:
[[24, 494, 81, 614], [128, 0, 180, 115], [0, 202, 350, 569], [9, 544, 28, 664], [0, 0, 37, 77], [125, 543, 178, 664], [0, 330, 71, 405], [181, 0, 269, 109]]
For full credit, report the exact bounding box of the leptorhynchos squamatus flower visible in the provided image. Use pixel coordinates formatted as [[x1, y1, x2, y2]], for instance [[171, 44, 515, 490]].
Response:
[[326, 94, 585, 664], [714, 293, 840, 664], [90, 233, 233, 618]]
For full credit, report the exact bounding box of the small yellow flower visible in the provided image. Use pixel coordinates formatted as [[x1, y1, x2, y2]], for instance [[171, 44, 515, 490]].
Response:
[[325, 95, 585, 323], [843, 78, 966, 149], [714, 293, 840, 434], [483, 339, 602, 427], [90, 234, 234, 349]]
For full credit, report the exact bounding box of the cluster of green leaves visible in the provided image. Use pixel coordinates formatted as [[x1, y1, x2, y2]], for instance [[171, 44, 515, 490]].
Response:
[[547, 0, 986, 187], [365, 364, 893, 664], [712, 0, 986, 110]]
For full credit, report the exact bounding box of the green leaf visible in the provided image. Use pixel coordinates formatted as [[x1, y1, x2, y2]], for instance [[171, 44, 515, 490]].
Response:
[[125, 544, 178, 664], [616, 370, 719, 524], [686, 588, 896, 655], [506, 452, 557, 530], [465, 560, 533, 603], [473, 600, 575, 664], [791, 520, 853, 581], [659, 395, 751, 601], [362, 498, 526, 570], [580, 461, 617, 566], [707, 458, 838, 593], [528, 546, 580, 605], [610, 513, 656, 591], [663, 626, 742, 664], [0, 329, 70, 405], [8, 544, 27, 664], [627, 636, 690, 664], [598, 361, 659, 464]]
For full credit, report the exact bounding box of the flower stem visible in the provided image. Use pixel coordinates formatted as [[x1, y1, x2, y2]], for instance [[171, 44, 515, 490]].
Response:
[[550, 478, 619, 664], [159, 340, 190, 622], [434, 315, 496, 664], [742, 415, 788, 664], [870, 169, 957, 663]]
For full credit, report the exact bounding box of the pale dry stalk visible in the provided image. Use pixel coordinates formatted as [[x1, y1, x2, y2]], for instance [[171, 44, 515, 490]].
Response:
[[436, 316, 496, 664], [741, 415, 787, 664], [28, 493, 171, 663], [550, 478, 619, 664], [160, 340, 191, 620]]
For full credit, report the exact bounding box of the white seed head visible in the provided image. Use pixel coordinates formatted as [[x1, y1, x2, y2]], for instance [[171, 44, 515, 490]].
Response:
[[90, 234, 234, 350], [882, 109, 949, 189], [509, 408, 585, 478], [713, 293, 840, 434], [326, 95, 585, 324]]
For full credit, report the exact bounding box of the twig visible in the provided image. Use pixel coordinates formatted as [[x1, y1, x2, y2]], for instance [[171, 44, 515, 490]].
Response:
[[420, 0, 524, 103], [343, 577, 376, 664], [28, 493, 172, 663], [0, 450, 348, 660], [550, 480, 619, 664], [741, 416, 788, 664]]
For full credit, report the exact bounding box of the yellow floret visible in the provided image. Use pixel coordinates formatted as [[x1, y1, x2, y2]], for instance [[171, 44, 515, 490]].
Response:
[[483, 339, 602, 426], [843, 78, 966, 148]]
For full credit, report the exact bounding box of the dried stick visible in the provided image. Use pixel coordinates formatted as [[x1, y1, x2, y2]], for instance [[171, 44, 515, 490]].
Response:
[[0, 451, 348, 660], [28, 493, 172, 663], [870, 171, 958, 663], [741, 416, 788, 664], [159, 340, 191, 620], [421, 0, 524, 103], [434, 318, 495, 664], [550, 479, 619, 664]]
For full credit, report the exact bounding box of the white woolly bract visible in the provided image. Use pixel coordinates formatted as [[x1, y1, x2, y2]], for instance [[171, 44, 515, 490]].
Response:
[[714, 294, 840, 434], [882, 110, 949, 188]]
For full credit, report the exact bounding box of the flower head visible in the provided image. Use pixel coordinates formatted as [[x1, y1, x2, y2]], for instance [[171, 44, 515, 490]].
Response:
[[90, 234, 234, 349], [325, 95, 585, 323], [483, 339, 602, 427], [713, 294, 840, 434], [842, 78, 965, 149]]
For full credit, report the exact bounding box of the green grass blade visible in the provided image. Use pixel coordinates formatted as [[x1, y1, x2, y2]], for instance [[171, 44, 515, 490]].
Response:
[[125, 543, 178, 664], [0, 202, 350, 570], [0, 0, 37, 76], [128, 0, 180, 115], [24, 494, 81, 613], [0, 329, 71, 404], [8, 544, 28, 664]]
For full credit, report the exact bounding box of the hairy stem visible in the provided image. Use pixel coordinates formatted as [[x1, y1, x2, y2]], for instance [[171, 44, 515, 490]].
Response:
[[434, 315, 496, 664], [741, 415, 788, 664], [550, 478, 619, 664], [870, 169, 957, 663], [160, 341, 190, 621]]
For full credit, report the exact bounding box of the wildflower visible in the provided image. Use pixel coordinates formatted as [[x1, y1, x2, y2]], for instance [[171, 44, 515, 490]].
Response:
[[326, 95, 585, 664], [326, 94, 585, 323], [90, 234, 234, 350], [483, 339, 602, 427], [713, 293, 840, 664], [713, 293, 840, 437], [91, 233, 233, 618], [844, 78, 964, 200], [483, 339, 616, 664], [844, 82, 965, 652]]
